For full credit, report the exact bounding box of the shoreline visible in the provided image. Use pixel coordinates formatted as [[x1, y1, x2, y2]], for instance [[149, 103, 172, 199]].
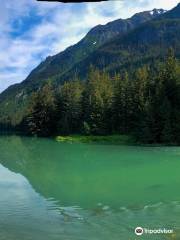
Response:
[[56, 135, 136, 145], [0, 133, 179, 146], [55, 135, 179, 146]]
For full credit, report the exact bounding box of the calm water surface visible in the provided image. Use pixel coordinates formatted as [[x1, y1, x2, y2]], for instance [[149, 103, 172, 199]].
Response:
[[0, 136, 180, 239]]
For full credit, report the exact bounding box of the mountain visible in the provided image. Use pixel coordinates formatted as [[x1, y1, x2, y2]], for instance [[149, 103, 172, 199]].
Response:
[[0, 4, 178, 125], [19, 8, 164, 86], [60, 5, 180, 80], [161, 2, 180, 19]]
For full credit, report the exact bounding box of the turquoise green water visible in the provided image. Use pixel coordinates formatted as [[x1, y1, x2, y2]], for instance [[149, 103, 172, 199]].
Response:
[[0, 136, 180, 239]]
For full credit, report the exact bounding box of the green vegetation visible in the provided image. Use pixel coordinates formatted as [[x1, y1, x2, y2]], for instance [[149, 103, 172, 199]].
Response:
[[18, 49, 180, 145], [25, 83, 57, 136], [56, 135, 135, 144]]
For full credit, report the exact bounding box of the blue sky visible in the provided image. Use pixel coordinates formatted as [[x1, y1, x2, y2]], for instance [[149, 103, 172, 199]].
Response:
[[0, 0, 179, 92]]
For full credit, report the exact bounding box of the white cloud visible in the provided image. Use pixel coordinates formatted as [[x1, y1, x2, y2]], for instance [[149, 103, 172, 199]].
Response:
[[0, 0, 179, 92]]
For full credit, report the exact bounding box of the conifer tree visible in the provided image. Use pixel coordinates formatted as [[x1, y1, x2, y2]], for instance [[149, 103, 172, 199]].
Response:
[[27, 83, 56, 137], [82, 67, 113, 135], [57, 79, 83, 134]]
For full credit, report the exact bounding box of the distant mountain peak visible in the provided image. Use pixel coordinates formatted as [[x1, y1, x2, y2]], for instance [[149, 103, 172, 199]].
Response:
[[86, 8, 164, 38], [130, 8, 166, 23], [150, 8, 167, 16]]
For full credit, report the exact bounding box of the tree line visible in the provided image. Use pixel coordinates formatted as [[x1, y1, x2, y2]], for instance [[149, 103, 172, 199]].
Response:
[[21, 50, 180, 144]]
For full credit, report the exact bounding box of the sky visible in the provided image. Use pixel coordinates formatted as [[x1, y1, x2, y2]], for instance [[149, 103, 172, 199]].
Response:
[[0, 0, 179, 93]]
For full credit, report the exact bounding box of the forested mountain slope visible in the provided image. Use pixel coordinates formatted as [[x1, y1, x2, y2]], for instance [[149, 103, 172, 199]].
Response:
[[0, 4, 179, 125]]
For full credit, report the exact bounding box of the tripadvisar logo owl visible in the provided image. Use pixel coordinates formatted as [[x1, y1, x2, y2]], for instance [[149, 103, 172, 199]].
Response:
[[135, 227, 144, 236]]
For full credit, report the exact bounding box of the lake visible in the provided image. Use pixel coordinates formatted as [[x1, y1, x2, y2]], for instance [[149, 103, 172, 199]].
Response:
[[0, 136, 180, 239]]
